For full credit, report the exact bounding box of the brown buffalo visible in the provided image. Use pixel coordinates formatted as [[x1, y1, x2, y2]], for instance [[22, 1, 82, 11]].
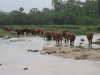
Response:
[[51, 31, 57, 40], [34, 29, 38, 35], [55, 31, 63, 45], [64, 32, 71, 43], [40, 28, 44, 35], [31, 28, 35, 35], [6, 26, 14, 31], [14, 27, 24, 36], [22, 28, 32, 36], [44, 31, 52, 40], [2, 26, 9, 31], [37, 28, 41, 35], [69, 32, 76, 46], [9, 26, 14, 31], [44, 31, 47, 40], [46, 31, 52, 40], [62, 30, 68, 37], [5, 26, 9, 31], [87, 32, 94, 45], [28, 28, 35, 35]]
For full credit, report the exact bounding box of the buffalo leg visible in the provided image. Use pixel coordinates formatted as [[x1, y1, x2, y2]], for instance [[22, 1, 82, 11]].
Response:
[[58, 40, 59, 45], [65, 39, 66, 43], [41, 32, 43, 35], [70, 40, 72, 46], [61, 40, 62, 44], [89, 40, 92, 45], [44, 36, 45, 40], [26, 33, 28, 36], [56, 40, 57, 44], [67, 39, 69, 43]]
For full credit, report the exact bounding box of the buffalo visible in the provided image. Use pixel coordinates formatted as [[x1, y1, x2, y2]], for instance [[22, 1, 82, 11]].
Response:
[[44, 31, 52, 40], [87, 32, 94, 45], [44, 31, 47, 40], [55, 31, 63, 45], [14, 27, 24, 36], [40, 28, 44, 35], [37, 28, 41, 35], [23, 28, 32, 36], [70, 32, 76, 46], [1, 26, 14, 31], [64, 32, 71, 43], [51, 31, 57, 40]]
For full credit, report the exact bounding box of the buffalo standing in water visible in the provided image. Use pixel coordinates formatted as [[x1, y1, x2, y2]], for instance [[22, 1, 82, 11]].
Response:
[[70, 32, 76, 46], [55, 31, 63, 45], [87, 32, 94, 45], [37, 28, 41, 35], [14, 27, 24, 36], [40, 28, 44, 35]]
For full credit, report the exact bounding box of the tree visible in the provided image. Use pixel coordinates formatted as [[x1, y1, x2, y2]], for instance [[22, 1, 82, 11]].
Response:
[[98, 0, 100, 17], [29, 8, 39, 14], [42, 8, 50, 13], [19, 7, 24, 13]]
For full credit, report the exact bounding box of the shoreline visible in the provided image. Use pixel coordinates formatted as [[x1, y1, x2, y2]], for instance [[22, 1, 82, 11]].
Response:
[[40, 47, 100, 62]]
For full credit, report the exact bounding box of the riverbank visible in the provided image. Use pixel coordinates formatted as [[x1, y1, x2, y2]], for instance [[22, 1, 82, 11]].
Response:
[[0, 25, 100, 36], [40, 47, 100, 62]]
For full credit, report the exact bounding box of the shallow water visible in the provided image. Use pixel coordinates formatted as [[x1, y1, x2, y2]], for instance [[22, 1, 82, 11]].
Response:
[[74, 34, 100, 48], [0, 35, 100, 75]]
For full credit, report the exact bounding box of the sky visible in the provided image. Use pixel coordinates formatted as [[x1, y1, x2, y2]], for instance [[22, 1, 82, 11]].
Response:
[[0, 0, 86, 13]]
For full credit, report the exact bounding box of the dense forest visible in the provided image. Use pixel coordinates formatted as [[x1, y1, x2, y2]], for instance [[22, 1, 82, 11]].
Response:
[[0, 0, 100, 26]]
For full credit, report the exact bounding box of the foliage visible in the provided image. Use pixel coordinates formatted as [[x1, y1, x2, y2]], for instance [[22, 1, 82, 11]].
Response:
[[81, 38, 85, 41], [0, 1, 100, 25]]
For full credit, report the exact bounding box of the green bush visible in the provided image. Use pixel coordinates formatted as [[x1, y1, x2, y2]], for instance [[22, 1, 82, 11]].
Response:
[[76, 17, 97, 25], [81, 38, 85, 41]]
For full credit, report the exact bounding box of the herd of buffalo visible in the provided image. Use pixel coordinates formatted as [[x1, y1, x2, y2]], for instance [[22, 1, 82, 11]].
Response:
[[0, 26, 94, 45]]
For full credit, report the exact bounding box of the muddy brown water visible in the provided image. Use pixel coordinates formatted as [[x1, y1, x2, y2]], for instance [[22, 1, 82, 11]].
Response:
[[0, 34, 100, 75]]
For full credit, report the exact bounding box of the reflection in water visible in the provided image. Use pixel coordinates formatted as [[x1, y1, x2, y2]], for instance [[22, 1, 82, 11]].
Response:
[[0, 35, 100, 75]]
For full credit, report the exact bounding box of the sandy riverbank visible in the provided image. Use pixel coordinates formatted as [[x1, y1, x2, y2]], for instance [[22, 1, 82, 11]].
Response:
[[40, 47, 100, 62]]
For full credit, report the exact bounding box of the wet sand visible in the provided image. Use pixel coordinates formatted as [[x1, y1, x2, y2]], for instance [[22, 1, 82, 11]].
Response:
[[40, 47, 100, 62]]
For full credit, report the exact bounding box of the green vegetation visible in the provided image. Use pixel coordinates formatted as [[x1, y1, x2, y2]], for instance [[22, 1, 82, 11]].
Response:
[[0, 0, 100, 36], [1, 25, 100, 36], [0, 29, 11, 36], [40, 35, 44, 38], [97, 41, 100, 44], [0, 0, 100, 25], [81, 38, 85, 41], [76, 45, 84, 48]]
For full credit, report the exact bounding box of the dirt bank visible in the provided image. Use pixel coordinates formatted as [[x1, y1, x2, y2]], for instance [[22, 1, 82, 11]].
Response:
[[40, 47, 100, 62]]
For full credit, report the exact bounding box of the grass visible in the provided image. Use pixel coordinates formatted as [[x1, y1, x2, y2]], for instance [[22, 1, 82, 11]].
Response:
[[97, 41, 100, 44], [0, 29, 11, 36], [40, 35, 44, 38], [0, 25, 100, 36], [0, 35, 4, 38], [4, 36, 12, 39], [81, 38, 85, 41]]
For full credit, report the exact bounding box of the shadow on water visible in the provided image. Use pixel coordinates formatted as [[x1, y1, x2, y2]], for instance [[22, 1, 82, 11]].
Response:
[[0, 35, 100, 75]]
